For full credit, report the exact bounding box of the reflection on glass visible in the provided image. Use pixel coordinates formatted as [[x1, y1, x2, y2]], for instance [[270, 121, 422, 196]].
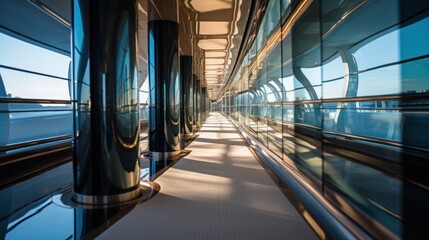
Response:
[[115, 17, 139, 142], [324, 154, 402, 236], [222, 0, 429, 237], [5, 199, 73, 239], [1, 68, 70, 100], [0, 33, 70, 79], [0, 31, 71, 148], [319, 0, 429, 237]]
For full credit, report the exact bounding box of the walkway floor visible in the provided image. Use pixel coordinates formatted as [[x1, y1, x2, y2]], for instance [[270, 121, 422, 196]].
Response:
[[97, 113, 317, 240]]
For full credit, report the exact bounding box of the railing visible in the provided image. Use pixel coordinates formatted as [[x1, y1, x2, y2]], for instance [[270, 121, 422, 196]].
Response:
[[139, 103, 149, 121]]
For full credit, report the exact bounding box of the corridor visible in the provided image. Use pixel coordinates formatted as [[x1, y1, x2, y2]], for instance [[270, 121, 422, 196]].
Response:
[[97, 113, 317, 239]]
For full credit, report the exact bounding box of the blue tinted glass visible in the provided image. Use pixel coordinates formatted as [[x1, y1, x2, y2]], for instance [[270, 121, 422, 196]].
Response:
[[301, 66, 322, 87], [0, 31, 71, 148], [0, 33, 70, 78], [322, 55, 343, 81], [322, 79, 345, 99], [353, 16, 429, 71], [356, 65, 401, 96], [324, 155, 402, 236], [222, 0, 429, 238], [353, 31, 400, 71], [5, 111, 72, 144], [1, 68, 70, 100], [322, 105, 402, 141], [400, 17, 429, 60]]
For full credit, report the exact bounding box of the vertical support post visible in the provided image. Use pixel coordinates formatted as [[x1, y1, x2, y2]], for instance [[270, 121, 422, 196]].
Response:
[[147, 0, 180, 160], [201, 86, 207, 123], [73, 0, 141, 204], [195, 78, 201, 129], [192, 74, 197, 133], [180, 55, 193, 148]]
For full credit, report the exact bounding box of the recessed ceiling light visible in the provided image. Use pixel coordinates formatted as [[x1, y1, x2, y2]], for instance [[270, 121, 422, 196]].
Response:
[[205, 65, 224, 70], [190, 0, 232, 13], [198, 39, 228, 50], [205, 51, 227, 58], [199, 21, 230, 35], [205, 58, 225, 65]]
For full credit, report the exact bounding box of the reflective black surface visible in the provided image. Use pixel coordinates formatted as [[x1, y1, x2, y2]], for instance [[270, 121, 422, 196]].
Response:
[[201, 87, 207, 122], [179, 55, 193, 142], [73, 0, 140, 196], [192, 74, 197, 132], [195, 78, 201, 129], [74, 206, 128, 239], [187, 73, 194, 134], [148, 20, 180, 153], [223, 0, 429, 238], [149, 159, 175, 181], [1, 162, 154, 239]]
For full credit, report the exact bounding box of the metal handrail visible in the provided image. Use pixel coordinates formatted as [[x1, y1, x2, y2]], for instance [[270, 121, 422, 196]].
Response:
[[0, 64, 69, 81], [0, 134, 72, 153], [0, 97, 72, 105]]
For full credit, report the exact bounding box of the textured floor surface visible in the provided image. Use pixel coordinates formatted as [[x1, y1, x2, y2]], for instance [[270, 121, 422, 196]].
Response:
[[97, 113, 317, 240]]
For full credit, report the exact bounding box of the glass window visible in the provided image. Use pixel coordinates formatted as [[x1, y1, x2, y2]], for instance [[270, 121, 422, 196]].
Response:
[[324, 155, 402, 236], [1, 68, 70, 100], [322, 79, 345, 99], [139, 76, 149, 121], [6, 110, 72, 144], [301, 66, 322, 87], [265, 0, 281, 36], [322, 55, 343, 81], [0, 33, 70, 79], [0, 31, 71, 148], [352, 17, 429, 71], [320, 1, 429, 237], [223, 1, 429, 238]]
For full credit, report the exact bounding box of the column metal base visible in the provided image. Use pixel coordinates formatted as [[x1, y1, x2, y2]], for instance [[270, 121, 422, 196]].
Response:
[[180, 133, 194, 138], [60, 181, 160, 209], [73, 187, 141, 205], [180, 133, 195, 149], [149, 150, 181, 161], [193, 125, 201, 132]]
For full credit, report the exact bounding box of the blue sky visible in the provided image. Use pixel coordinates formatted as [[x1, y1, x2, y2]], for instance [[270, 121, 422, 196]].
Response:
[[0, 32, 70, 100]]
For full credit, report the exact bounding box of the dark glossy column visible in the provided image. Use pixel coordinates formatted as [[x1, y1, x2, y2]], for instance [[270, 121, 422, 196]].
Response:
[[206, 89, 209, 115], [203, 87, 206, 120], [200, 86, 204, 122], [187, 74, 194, 135], [179, 55, 193, 148], [148, 20, 180, 159], [73, 0, 141, 204], [201, 87, 207, 123], [192, 74, 197, 133], [195, 78, 201, 129]]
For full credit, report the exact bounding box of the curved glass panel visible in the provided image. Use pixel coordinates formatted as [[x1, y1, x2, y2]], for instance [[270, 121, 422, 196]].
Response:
[[0, 33, 69, 79], [222, 0, 429, 237], [0, 31, 71, 149]]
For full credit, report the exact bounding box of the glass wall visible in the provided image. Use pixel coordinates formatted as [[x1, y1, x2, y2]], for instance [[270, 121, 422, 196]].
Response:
[[0, 0, 150, 156], [137, 5, 149, 152], [138, 29, 149, 123], [224, 0, 429, 238], [0, 24, 72, 154]]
